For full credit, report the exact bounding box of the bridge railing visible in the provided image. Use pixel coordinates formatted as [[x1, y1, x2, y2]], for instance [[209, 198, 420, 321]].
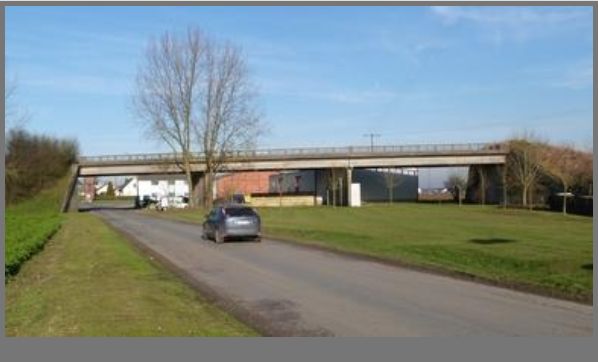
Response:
[[79, 142, 507, 164]]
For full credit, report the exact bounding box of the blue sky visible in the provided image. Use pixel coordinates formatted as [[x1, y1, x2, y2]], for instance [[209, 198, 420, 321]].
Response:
[[6, 6, 594, 159]]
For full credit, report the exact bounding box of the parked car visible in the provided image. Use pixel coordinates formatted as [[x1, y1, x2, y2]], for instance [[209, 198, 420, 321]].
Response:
[[137, 195, 158, 209], [202, 204, 261, 243], [170, 196, 189, 209]]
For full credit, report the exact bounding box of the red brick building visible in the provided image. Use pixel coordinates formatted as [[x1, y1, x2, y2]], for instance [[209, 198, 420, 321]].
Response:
[[83, 177, 96, 201], [215, 171, 277, 199]]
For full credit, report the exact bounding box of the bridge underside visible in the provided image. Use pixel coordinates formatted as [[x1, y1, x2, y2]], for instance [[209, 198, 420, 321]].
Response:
[[79, 155, 506, 177]]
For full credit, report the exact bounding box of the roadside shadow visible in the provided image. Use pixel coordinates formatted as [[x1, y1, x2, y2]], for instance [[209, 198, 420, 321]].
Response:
[[78, 206, 137, 212], [581, 263, 593, 271], [469, 238, 517, 245]]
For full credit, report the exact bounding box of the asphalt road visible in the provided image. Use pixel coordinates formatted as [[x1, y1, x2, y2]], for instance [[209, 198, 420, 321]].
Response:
[[96, 209, 592, 336]]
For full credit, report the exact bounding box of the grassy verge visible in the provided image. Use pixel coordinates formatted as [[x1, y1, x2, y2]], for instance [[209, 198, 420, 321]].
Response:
[[5, 212, 258, 336], [5, 178, 67, 277], [149, 204, 593, 302]]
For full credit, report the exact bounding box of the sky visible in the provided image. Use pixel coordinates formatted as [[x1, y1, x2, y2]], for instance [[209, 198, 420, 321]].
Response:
[[4, 6, 594, 186]]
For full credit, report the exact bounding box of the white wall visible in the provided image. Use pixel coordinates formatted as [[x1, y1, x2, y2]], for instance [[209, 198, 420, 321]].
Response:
[[137, 175, 189, 199]]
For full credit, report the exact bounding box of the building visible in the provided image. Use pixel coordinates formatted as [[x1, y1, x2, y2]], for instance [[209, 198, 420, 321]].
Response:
[[82, 177, 96, 201], [137, 174, 189, 200], [212, 168, 419, 205], [116, 178, 138, 197], [95, 183, 110, 195], [215, 171, 277, 199]]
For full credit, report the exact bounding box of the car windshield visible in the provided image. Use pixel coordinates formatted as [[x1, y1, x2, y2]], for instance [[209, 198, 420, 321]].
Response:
[[224, 207, 256, 217]]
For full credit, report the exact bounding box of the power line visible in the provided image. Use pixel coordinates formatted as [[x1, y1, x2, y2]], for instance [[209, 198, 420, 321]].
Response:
[[363, 133, 381, 151]]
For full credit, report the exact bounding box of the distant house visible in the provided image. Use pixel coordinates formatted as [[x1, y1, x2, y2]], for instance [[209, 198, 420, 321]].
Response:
[[95, 183, 110, 195], [116, 178, 138, 197], [137, 175, 189, 200]]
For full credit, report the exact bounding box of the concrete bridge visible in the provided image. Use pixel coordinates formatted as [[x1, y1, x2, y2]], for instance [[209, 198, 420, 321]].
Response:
[[63, 142, 509, 211]]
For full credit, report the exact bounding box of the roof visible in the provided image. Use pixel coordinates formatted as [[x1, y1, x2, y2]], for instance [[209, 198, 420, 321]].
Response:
[[118, 178, 135, 191]]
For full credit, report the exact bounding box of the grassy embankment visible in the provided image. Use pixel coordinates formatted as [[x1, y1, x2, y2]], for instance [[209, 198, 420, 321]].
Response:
[[152, 204, 593, 302], [6, 179, 257, 336], [5, 178, 67, 277]]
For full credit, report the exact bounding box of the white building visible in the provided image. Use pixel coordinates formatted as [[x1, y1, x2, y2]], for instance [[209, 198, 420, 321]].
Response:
[[116, 178, 138, 197], [137, 175, 189, 200], [96, 183, 110, 195]]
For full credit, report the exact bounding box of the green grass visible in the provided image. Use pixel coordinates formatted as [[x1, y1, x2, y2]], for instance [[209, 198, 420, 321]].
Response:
[[152, 203, 593, 302], [5, 178, 67, 277], [5, 212, 258, 336]]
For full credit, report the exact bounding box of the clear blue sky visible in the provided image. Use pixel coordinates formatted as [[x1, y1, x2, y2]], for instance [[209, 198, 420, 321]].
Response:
[[6, 6, 593, 159]]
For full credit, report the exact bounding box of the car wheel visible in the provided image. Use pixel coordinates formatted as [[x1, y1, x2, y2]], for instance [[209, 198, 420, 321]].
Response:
[[254, 236, 262, 243], [215, 230, 224, 244]]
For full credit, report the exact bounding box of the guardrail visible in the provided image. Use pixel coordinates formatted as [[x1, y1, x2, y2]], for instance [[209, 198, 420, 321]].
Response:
[[79, 142, 507, 164]]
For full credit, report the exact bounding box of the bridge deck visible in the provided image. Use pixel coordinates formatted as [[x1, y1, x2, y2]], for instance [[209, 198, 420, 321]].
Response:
[[79, 143, 508, 166]]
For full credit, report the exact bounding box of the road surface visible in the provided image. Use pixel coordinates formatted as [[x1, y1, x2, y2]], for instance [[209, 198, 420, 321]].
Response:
[[96, 210, 592, 336]]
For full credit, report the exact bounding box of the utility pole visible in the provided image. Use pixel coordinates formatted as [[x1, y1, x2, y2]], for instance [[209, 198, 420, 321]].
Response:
[[363, 133, 381, 152]]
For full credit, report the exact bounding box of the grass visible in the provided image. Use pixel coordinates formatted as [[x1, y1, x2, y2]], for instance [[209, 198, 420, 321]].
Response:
[[151, 203, 593, 302], [5, 212, 258, 336], [5, 178, 67, 277]]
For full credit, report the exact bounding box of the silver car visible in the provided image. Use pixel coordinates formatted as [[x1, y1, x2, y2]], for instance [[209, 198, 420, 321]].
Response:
[[202, 205, 261, 243]]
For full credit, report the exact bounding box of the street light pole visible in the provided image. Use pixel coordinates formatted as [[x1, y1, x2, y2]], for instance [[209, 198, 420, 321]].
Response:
[[363, 133, 381, 152]]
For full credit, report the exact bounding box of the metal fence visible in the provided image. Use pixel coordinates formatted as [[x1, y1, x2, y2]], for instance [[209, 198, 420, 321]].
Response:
[[79, 142, 507, 164]]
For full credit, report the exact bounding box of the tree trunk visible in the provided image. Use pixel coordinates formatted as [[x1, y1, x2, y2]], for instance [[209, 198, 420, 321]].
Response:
[[203, 168, 214, 210], [331, 173, 337, 207], [479, 168, 486, 206], [562, 183, 568, 215], [458, 187, 462, 207], [522, 185, 528, 207], [339, 178, 343, 206], [184, 169, 195, 208], [502, 166, 507, 209], [183, 157, 195, 208]]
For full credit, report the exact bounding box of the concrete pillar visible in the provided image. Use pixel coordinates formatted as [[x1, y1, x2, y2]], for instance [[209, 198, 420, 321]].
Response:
[[314, 170, 318, 206], [61, 164, 80, 213], [346, 167, 353, 207]]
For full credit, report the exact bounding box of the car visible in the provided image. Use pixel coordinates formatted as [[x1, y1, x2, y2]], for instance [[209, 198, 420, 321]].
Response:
[[137, 195, 158, 209], [202, 204, 261, 243]]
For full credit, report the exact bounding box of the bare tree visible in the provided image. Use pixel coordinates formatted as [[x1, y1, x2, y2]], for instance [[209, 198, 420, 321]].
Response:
[[383, 168, 405, 204], [133, 28, 261, 209], [507, 138, 544, 208], [327, 169, 343, 207], [444, 173, 467, 206], [194, 39, 261, 209], [5, 78, 30, 130], [133, 29, 203, 207], [477, 167, 487, 206], [541, 145, 591, 215]]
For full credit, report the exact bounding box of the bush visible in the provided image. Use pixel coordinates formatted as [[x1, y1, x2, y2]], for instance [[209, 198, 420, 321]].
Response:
[[5, 128, 79, 204]]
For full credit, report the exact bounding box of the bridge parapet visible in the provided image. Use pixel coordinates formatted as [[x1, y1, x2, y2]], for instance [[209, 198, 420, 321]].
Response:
[[79, 142, 508, 165]]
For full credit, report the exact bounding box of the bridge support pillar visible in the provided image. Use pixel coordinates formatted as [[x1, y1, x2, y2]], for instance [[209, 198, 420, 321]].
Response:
[[61, 164, 80, 213], [465, 164, 505, 205], [345, 167, 353, 207]]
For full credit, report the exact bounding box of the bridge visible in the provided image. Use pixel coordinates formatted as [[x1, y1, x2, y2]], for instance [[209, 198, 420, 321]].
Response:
[[63, 142, 509, 211]]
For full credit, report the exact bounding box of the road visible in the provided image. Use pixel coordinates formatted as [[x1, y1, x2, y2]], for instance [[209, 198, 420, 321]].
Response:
[[96, 210, 592, 336]]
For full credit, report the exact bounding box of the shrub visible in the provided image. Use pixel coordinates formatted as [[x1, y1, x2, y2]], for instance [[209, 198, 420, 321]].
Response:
[[5, 128, 79, 204]]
